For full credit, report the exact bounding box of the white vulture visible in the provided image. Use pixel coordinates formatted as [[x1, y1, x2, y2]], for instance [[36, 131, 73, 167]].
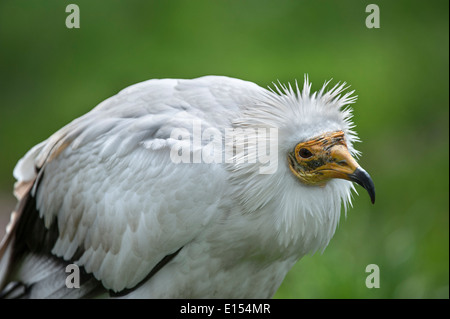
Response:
[[0, 75, 374, 298]]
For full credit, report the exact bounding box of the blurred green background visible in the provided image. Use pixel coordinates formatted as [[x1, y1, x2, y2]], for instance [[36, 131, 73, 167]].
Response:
[[0, 0, 448, 298]]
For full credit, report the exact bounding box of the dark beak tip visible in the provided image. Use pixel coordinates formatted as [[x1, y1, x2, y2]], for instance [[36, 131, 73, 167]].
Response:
[[349, 167, 376, 205]]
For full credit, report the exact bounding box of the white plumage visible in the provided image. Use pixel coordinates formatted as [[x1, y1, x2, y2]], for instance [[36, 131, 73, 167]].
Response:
[[0, 75, 374, 298]]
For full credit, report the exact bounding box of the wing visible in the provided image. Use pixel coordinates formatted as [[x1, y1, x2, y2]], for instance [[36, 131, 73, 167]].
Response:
[[0, 76, 265, 296]]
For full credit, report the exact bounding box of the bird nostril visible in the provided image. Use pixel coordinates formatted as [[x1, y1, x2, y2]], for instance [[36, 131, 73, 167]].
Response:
[[337, 160, 348, 166]]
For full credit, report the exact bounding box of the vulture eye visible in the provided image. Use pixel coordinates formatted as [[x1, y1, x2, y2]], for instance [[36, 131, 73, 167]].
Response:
[[298, 148, 313, 159]]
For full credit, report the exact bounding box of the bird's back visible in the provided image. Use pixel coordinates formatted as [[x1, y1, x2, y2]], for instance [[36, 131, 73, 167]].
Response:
[[0, 76, 270, 298]]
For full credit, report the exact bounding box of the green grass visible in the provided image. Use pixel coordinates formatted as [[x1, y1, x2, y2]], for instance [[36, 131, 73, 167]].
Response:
[[0, 0, 448, 298]]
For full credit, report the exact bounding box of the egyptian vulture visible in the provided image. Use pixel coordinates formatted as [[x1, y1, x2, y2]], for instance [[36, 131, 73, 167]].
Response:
[[0, 75, 374, 298]]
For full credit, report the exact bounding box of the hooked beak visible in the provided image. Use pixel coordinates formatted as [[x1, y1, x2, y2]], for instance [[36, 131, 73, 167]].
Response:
[[348, 167, 376, 204], [316, 144, 376, 204], [331, 145, 375, 204]]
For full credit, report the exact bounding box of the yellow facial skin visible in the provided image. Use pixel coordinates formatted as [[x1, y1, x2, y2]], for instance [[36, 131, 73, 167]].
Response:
[[287, 131, 375, 203]]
